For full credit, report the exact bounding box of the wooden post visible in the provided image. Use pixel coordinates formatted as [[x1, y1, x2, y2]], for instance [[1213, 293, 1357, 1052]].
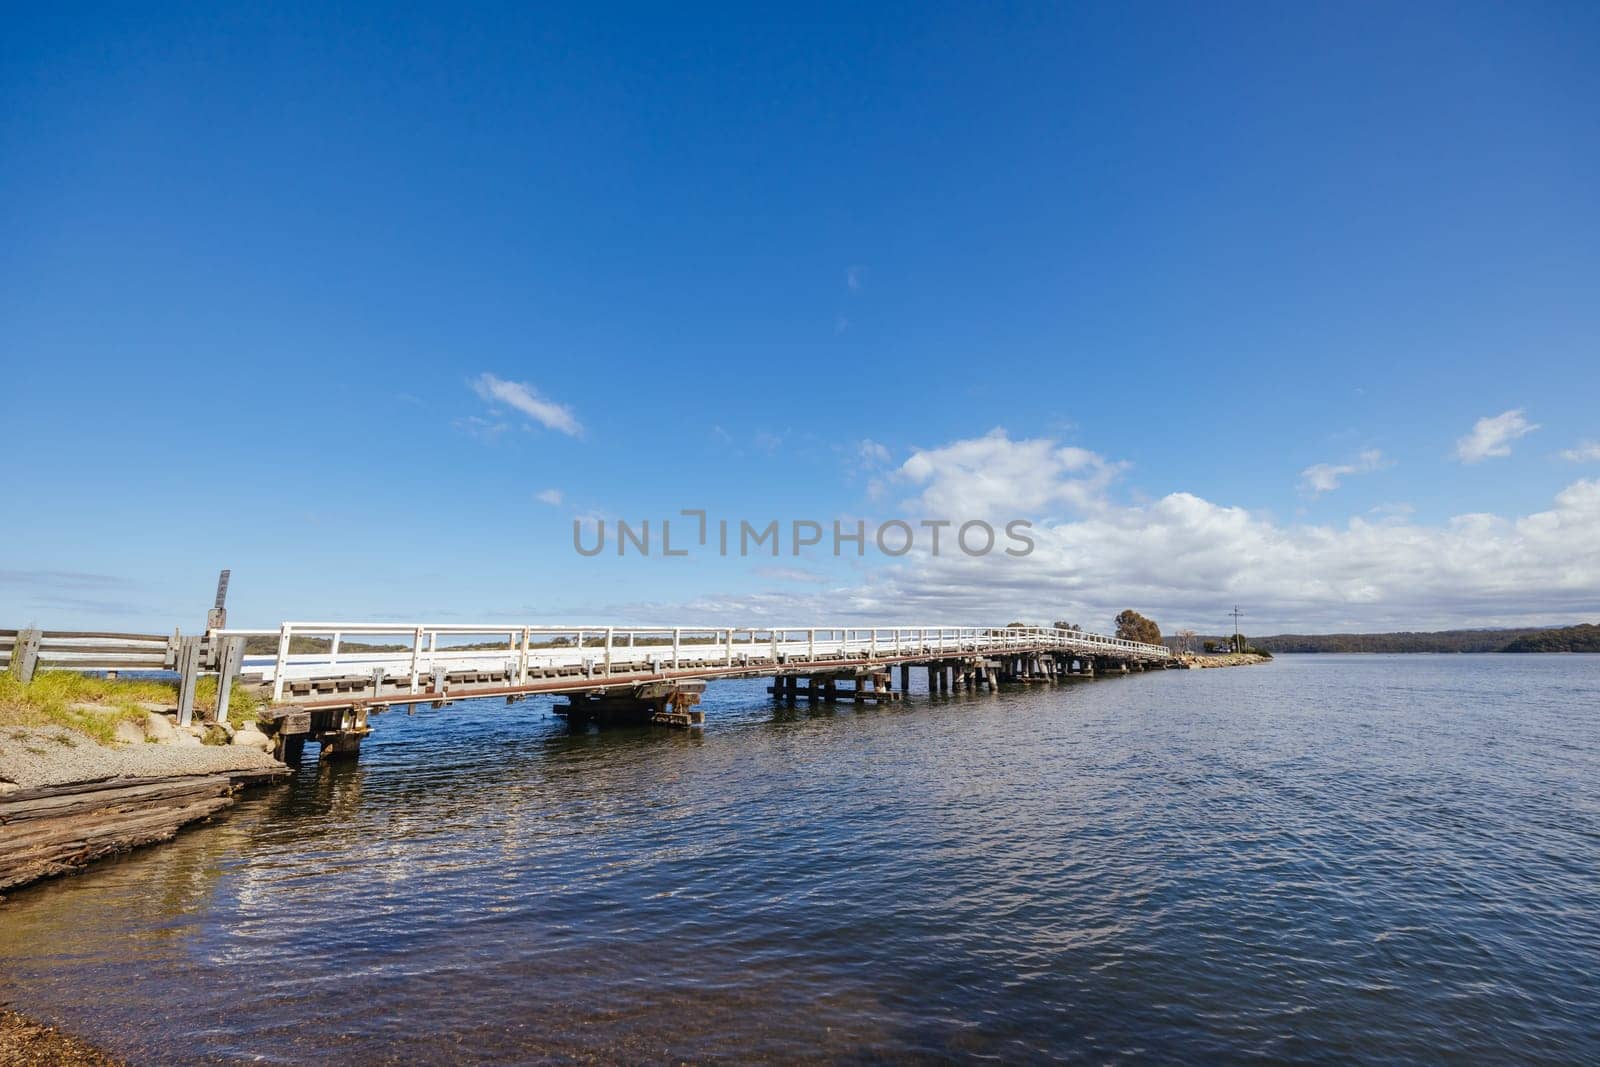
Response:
[[212, 636, 245, 724], [206, 569, 230, 631], [11, 628, 41, 683], [899, 664, 910, 693], [409, 627, 425, 693], [272, 624, 291, 702], [175, 636, 202, 727]]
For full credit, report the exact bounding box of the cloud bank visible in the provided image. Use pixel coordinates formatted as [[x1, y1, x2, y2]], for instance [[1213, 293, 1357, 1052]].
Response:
[[627, 430, 1600, 634]]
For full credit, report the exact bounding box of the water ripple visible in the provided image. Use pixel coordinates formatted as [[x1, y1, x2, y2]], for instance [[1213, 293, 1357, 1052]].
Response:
[[1, 655, 1598, 1063]]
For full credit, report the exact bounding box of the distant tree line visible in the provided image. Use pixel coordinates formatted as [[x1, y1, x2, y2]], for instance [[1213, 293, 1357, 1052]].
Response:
[[1499, 624, 1600, 653], [1161, 622, 1600, 654]]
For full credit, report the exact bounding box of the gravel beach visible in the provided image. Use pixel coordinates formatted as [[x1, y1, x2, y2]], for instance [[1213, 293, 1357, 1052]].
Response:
[[0, 726, 283, 791]]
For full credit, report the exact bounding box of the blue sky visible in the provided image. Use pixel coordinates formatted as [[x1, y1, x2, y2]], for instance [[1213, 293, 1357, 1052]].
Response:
[[3, 2, 1598, 636]]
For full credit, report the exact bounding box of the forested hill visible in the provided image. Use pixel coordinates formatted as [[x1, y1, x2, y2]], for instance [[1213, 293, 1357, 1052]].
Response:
[[1225, 624, 1600, 653], [1499, 624, 1600, 653]]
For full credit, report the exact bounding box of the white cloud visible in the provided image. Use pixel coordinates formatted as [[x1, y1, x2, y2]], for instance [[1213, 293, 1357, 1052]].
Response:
[[753, 566, 829, 584], [1559, 441, 1600, 463], [453, 415, 507, 441], [857, 439, 892, 467], [1299, 449, 1389, 496], [897, 428, 1123, 518], [620, 430, 1600, 634], [846, 265, 864, 292], [536, 489, 563, 506], [471, 374, 582, 436], [1455, 409, 1537, 463]]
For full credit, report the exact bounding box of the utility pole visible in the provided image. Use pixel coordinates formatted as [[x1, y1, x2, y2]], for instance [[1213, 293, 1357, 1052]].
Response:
[[1229, 605, 1244, 653]]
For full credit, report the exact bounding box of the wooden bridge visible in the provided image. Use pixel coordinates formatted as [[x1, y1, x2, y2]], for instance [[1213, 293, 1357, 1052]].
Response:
[[209, 622, 1173, 762], [4, 621, 1173, 764]]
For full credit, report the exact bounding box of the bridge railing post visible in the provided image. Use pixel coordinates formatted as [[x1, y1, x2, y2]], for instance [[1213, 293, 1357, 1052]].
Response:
[[272, 623, 291, 703], [605, 627, 614, 675], [409, 627, 424, 693], [673, 628, 681, 669]]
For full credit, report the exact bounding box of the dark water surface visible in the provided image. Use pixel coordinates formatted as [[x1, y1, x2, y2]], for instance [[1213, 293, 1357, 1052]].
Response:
[[2, 655, 1598, 1064]]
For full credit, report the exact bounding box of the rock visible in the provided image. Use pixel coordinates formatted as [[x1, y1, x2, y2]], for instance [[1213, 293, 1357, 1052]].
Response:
[[112, 719, 146, 746], [143, 712, 177, 743], [202, 723, 233, 746], [230, 722, 273, 752], [171, 730, 203, 747]]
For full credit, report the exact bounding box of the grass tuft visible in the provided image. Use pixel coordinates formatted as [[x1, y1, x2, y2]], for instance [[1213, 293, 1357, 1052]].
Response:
[[0, 670, 266, 744]]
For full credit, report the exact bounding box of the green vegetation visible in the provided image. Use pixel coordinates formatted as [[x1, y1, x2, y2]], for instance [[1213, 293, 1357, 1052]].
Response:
[[1114, 609, 1162, 646], [0, 670, 264, 744], [0, 671, 164, 744]]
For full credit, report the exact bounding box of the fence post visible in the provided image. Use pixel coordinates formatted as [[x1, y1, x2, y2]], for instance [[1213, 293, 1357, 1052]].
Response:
[[12, 628, 41, 683], [212, 636, 245, 725], [176, 636, 202, 727]]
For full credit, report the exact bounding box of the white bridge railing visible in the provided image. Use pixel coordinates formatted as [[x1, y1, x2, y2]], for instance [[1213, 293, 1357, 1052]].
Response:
[[215, 623, 1171, 703]]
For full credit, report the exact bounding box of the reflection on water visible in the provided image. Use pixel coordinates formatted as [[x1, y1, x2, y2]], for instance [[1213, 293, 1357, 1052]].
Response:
[[3, 656, 1599, 1063]]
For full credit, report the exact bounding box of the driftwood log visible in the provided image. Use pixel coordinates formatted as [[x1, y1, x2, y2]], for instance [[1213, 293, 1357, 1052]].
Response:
[[0, 768, 289, 894]]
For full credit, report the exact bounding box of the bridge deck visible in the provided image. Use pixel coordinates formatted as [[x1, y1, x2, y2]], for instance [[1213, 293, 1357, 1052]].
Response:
[[220, 623, 1171, 708]]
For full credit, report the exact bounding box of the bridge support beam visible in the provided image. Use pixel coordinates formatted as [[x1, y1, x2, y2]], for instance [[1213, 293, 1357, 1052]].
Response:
[[320, 734, 363, 761], [768, 669, 899, 705], [556, 681, 706, 728]]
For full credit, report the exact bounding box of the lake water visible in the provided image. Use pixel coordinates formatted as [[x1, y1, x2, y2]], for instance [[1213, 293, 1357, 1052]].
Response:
[[2, 655, 1598, 1064]]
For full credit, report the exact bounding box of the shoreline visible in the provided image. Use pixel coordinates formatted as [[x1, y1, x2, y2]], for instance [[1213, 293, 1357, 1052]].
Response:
[[1176, 652, 1272, 668], [0, 725, 289, 898], [0, 1008, 123, 1066]]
